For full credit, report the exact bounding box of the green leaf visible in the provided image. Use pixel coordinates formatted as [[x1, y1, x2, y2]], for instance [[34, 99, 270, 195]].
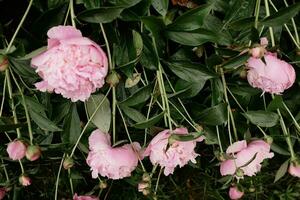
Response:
[[165, 28, 218, 46], [111, 0, 143, 8], [243, 111, 279, 127], [9, 57, 39, 83], [141, 16, 165, 41], [198, 103, 228, 125], [133, 112, 164, 129], [167, 5, 212, 31], [132, 30, 143, 57], [29, 109, 62, 132], [152, 0, 168, 16], [229, 17, 255, 30], [120, 84, 153, 106], [166, 60, 216, 83], [221, 53, 250, 70], [86, 94, 111, 133], [261, 3, 300, 26], [174, 80, 205, 98], [120, 105, 146, 123], [140, 35, 159, 70], [77, 7, 124, 23], [62, 104, 81, 144], [267, 96, 283, 112], [274, 159, 290, 183], [20, 46, 47, 60], [0, 123, 26, 132], [168, 131, 204, 143], [271, 142, 290, 156]]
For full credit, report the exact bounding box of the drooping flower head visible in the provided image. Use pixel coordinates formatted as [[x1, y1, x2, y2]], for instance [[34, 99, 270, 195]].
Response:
[[86, 129, 141, 179], [31, 26, 108, 102], [143, 128, 204, 176], [246, 52, 295, 94], [220, 140, 274, 177], [7, 139, 27, 160]]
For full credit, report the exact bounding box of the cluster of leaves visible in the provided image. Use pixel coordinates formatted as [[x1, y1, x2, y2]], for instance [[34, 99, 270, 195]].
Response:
[[0, 0, 300, 199]]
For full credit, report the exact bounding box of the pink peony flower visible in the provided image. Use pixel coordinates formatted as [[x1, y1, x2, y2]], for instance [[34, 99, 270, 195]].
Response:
[[143, 128, 204, 176], [86, 129, 141, 179], [288, 162, 300, 177], [73, 193, 99, 200], [7, 140, 27, 160], [31, 26, 108, 102], [246, 52, 295, 94], [229, 186, 244, 200], [0, 188, 6, 200], [220, 140, 274, 177]]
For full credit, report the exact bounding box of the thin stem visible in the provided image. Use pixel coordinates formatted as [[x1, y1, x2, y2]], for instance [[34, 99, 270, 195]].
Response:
[[154, 167, 163, 195], [282, 102, 300, 133], [112, 87, 116, 144], [264, 0, 275, 47], [216, 126, 223, 153], [1, 159, 9, 182], [0, 76, 7, 116], [70, 88, 111, 157], [64, 4, 71, 26], [5, 0, 34, 53], [55, 154, 66, 200], [6, 69, 21, 138], [10, 69, 33, 144], [262, 94, 267, 110], [68, 169, 74, 195], [254, 0, 261, 29], [69, 0, 76, 27], [100, 24, 113, 70], [18, 160, 25, 173], [116, 104, 146, 171], [283, 0, 299, 44]]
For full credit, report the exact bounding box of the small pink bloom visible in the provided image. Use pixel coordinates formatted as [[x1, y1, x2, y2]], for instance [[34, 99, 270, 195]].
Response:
[[7, 140, 27, 160], [229, 186, 244, 200], [25, 145, 41, 161], [288, 162, 300, 177], [0, 188, 6, 200], [247, 52, 295, 94], [31, 26, 108, 102], [19, 175, 31, 186], [220, 140, 274, 177], [143, 128, 205, 176], [73, 193, 99, 200], [86, 129, 141, 179]]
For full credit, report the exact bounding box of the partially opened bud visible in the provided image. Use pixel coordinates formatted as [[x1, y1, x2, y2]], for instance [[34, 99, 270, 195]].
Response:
[[0, 55, 8, 72], [19, 175, 31, 186], [63, 156, 74, 170], [288, 161, 300, 178], [26, 145, 41, 161]]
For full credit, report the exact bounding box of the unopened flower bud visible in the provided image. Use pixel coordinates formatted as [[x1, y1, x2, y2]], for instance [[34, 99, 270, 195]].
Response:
[[236, 168, 244, 178], [0, 55, 8, 72], [106, 71, 121, 87], [250, 46, 265, 58], [19, 175, 31, 186], [99, 180, 107, 189], [63, 156, 74, 170], [264, 136, 273, 145], [26, 145, 41, 161], [239, 68, 247, 79]]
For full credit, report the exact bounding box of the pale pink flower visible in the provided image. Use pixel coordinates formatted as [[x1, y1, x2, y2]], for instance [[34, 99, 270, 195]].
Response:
[[220, 140, 274, 177], [0, 188, 6, 200], [229, 186, 244, 200], [288, 162, 300, 177], [86, 129, 141, 179], [143, 128, 204, 176], [31, 26, 108, 102], [247, 52, 295, 94], [19, 175, 31, 186], [7, 140, 27, 160], [73, 193, 99, 200]]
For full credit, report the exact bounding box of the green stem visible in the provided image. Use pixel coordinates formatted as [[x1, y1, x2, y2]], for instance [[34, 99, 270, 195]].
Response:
[[6, 69, 21, 138], [1, 159, 10, 183], [283, 0, 299, 44], [254, 0, 261, 29], [69, 0, 76, 27], [19, 160, 25, 173], [10, 69, 33, 144], [264, 0, 275, 47], [64, 4, 71, 26], [55, 154, 65, 200], [0, 76, 7, 116], [154, 167, 163, 195], [216, 126, 223, 153], [70, 88, 111, 157], [282, 102, 300, 133], [5, 0, 34, 54], [68, 169, 74, 195], [116, 104, 146, 172]]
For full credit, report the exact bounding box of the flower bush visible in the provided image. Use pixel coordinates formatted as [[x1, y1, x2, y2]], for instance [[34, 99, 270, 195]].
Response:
[[0, 0, 300, 199]]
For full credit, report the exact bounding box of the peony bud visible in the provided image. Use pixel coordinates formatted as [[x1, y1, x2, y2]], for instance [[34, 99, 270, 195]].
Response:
[[63, 156, 74, 170], [19, 175, 31, 186], [229, 186, 244, 200], [7, 140, 27, 160], [106, 71, 121, 87], [249, 46, 265, 58], [288, 162, 300, 178], [0, 55, 8, 72], [235, 168, 244, 178], [99, 181, 107, 189], [142, 173, 151, 182], [264, 136, 273, 145], [26, 145, 41, 161]]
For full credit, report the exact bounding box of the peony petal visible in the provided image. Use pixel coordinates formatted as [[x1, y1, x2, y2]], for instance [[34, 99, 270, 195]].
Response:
[[47, 26, 82, 40], [226, 140, 247, 154]]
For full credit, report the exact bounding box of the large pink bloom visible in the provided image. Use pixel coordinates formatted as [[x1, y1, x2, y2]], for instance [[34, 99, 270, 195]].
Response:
[[7, 140, 27, 160], [143, 128, 204, 176], [220, 140, 274, 177], [31, 26, 108, 102], [86, 129, 141, 179], [247, 52, 295, 94], [229, 186, 244, 200], [73, 193, 99, 200]]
